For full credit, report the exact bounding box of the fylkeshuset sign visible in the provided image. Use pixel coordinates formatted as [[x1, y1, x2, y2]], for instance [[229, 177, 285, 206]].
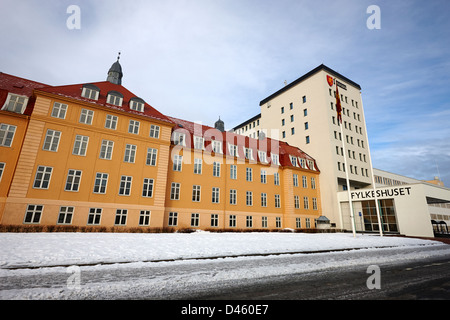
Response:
[[351, 187, 412, 200]]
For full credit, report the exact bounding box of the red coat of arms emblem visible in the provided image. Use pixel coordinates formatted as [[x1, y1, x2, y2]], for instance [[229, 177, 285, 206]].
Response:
[[327, 75, 334, 87]]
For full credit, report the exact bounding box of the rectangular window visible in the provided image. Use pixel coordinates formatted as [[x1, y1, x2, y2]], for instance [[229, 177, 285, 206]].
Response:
[[294, 195, 300, 209], [246, 216, 253, 228], [170, 183, 180, 200], [230, 164, 237, 180], [124, 144, 137, 163], [115, 209, 127, 226], [276, 217, 282, 228], [261, 193, 267, 207], [192, 185, 201, 202], [173, 154, 183, 171], [260, 170, 267, 184], [258, 151, 267, 163], [130, 100, 143, 111], [296, 218, 302, 229], [275, 194, 280, 208], [244, 148, 253, 160], [212, 187, 220, 203], [194, 158, 202, 174], [213, 162, 221, 177], [172, 132, 186, 146], [246, 167, 252, 181], [262, 216, 268, 228], [24, 204, 43, 224], [191, 213, 199, 227], [194, 136, 204, 150], [105, 115, 118, 130], [313, 197, 318, 210], [51, 102, 68, 119], [82, 88, 99, 100], [168, 212, 178, 226], [142, 178, 154, 198], [93, 173, 108, 194], [306, 218, 311, 228], [79, 109, 94, 125], [57, 206, 74, 225], [211, 214, 219, 227], [0, 162, 5, 182], [139, 210, 151, 226], [87, 208, 102, 225], [146, 148, 158, 166], [212, 140, 222, 153], [311, 177, 316, 189], [119, 175, 132, 196], [304, 196, 309, 210], [0, 123, 17, 147], [128, 120, 140, 134], [228, 144, 238, 157], [3, 94, 27, 114], [43, 129, 61, 152], [293, 174, 298, 187], [33, 166, 53, 189], [271, 153, 279, 166], [229, 189, 237, 205], [302, 175, 308, 188], [149, 125, 160, 139], [99, 140, 114, 160], [246, 191, 253, 206], [274, 172, 280, 186], [229, 215, 236, 228], [73, 135, 89, 156], [65, 169, 82, 192]]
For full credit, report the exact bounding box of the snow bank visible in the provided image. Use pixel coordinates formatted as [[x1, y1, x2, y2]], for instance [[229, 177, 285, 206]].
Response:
[[0, 232, 440, 269]]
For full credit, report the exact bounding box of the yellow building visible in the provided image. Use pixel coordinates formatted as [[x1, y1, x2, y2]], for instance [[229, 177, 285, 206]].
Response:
[[0, 60, 322, 231]]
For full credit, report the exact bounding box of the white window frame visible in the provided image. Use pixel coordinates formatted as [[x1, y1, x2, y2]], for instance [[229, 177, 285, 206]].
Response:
[[170, 182, 180, 200], [194, 136, 204, 150], [212, 187, 220, 203], [65, 169, 82, 192], [124, 144, 137, 163], [42, 129, 61, 152], [168, 212, 178, 226], [1, 93, 28, 114], [128, 120, 140, 135], [149, 125, 160, 139], [115, 209, 128, 226], [24, 204, 43, 224], [173, 154, 183, 172], [81, 87, 99, 100], [105, 114, 118, 130], [142, 178, 154, 198], [87, 208, 102, 225], [192, 185, 201, 202], [146, 148, 158, 166], [93, 172, 108, 194], [51, 102, 68, 119], [72, 135, 89, 156], [57, 206, 74, 225], [0, 123, 17, 147], [194, 158, 202, 174], [99, 140, 114, 160], [33, 166, 53, 189], [118, 175, 132, 196], [229, 189, 237, 205], [79, 109, 94, 125], [139, 210, 151, 226]]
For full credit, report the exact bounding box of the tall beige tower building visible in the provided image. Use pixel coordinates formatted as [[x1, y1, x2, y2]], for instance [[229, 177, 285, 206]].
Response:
[[234, 65, 372, 230]]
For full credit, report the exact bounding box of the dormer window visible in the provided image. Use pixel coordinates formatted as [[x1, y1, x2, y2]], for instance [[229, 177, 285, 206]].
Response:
[[81, 84, 100, 100], [106, 91, 123, 107], [129, 97, 145, 112], [1, 93, 28, 114]]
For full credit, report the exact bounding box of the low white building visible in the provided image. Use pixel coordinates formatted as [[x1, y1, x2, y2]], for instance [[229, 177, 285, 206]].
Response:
[[337, 169, 450, 238]]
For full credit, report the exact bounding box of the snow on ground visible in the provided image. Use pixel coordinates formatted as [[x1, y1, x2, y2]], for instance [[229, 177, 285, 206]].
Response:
[[0, 231, 444, 269], [1, 232, 450, 300]]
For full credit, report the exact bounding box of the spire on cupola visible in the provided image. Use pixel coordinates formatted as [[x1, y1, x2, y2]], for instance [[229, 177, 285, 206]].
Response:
[[107, 52, 123, 85]]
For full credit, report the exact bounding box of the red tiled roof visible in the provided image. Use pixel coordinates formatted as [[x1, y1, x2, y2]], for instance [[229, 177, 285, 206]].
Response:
[[37, 81, 173, 124], [0, 72, 48, 115], [168, 115, 319, 171]]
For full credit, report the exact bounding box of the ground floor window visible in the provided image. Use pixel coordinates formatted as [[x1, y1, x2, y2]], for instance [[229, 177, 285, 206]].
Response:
[[362, 199, 398, 232], [191, 213, 199, 227], [24, 204, 43, 224], [139, 210, 151, 226]]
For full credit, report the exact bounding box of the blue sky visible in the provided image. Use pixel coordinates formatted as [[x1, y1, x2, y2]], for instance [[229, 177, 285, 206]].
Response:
[[1, 0, 449, 185]]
